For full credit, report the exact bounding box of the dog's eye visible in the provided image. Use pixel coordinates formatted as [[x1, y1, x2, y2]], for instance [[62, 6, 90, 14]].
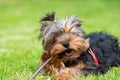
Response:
[[72, 32, 79, 36], [72, 32, 76, 35]]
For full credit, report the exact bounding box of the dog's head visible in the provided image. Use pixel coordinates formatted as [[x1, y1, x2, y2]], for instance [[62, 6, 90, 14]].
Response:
[[39, 12, 89, 62]]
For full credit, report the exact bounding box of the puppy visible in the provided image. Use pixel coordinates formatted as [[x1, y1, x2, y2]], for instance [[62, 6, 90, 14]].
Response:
[[39, 12, 120, 80]]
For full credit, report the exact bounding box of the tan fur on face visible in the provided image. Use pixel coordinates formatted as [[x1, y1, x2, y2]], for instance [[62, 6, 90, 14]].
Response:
[[49, 33, 89, 62]]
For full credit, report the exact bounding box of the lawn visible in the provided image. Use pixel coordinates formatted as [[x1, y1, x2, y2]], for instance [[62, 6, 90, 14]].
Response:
[[0, 0, 120, 80]]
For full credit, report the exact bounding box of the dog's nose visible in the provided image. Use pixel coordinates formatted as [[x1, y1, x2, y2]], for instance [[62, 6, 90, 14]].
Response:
[[63, 42, 70, 48]]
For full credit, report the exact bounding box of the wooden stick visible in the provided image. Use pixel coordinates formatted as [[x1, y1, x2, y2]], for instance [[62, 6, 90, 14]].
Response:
[[29, 55, 54, 80]]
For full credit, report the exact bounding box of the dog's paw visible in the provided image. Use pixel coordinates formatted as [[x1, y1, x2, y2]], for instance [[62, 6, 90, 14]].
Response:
[[55, 68, 72, 80], [41, 51, 51, 62]]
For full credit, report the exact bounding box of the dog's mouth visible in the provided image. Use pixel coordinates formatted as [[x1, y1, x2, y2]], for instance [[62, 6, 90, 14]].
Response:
[[64, 49, 73, 57]]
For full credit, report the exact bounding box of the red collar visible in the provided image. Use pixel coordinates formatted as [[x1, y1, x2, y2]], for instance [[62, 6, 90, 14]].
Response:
[[88, 48, 99, 65]]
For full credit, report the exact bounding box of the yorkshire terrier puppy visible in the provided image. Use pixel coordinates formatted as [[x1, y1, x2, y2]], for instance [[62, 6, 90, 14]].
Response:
[[39, 12, 120, 80]]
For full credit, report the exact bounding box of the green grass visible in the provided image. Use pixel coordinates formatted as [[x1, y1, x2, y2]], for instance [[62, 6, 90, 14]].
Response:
[[0, 0, 120, 80]]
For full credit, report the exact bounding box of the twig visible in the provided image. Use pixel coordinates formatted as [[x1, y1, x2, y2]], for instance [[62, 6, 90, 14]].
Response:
[[29, 55, 54, 80]]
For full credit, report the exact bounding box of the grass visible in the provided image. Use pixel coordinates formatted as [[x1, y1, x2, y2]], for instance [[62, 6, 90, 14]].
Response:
[[0, 0, 120, 80]]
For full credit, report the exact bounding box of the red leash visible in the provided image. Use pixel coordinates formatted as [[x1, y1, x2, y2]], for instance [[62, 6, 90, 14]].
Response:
[[88, 48, 99, 65]]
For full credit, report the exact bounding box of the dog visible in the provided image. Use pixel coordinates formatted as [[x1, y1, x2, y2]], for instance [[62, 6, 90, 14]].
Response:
[[39, 12, 120, 80]]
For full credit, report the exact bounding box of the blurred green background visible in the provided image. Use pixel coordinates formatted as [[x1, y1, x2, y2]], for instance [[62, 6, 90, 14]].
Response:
[[0, 0, 120, 80]]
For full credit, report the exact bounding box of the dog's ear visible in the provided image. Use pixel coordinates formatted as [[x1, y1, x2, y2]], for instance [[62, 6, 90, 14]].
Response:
[[68, 16, 82, 27], [72, 16, 82, 27], [40, 11, 55, 29], [40, 11, 55, 27], [40, 11, 55, 22], [39, 11, 55, 38]]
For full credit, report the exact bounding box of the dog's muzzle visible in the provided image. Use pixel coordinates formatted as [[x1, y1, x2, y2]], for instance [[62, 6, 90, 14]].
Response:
[[63, 42, 70, 48]]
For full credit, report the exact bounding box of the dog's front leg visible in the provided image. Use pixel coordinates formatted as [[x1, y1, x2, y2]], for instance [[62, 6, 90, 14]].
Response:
[[40, 51, 65, 75], [56, 62, 86, 80]]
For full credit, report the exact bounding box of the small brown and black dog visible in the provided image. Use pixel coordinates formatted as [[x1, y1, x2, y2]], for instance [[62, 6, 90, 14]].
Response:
[[39, 12, 120, 80]]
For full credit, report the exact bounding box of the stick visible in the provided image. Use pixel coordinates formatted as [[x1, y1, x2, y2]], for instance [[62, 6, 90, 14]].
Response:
[[29, 55, 54, 80]]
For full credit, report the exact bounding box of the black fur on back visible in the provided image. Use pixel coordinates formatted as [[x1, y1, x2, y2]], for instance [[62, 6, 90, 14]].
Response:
[[79, 32, 120, 74]]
